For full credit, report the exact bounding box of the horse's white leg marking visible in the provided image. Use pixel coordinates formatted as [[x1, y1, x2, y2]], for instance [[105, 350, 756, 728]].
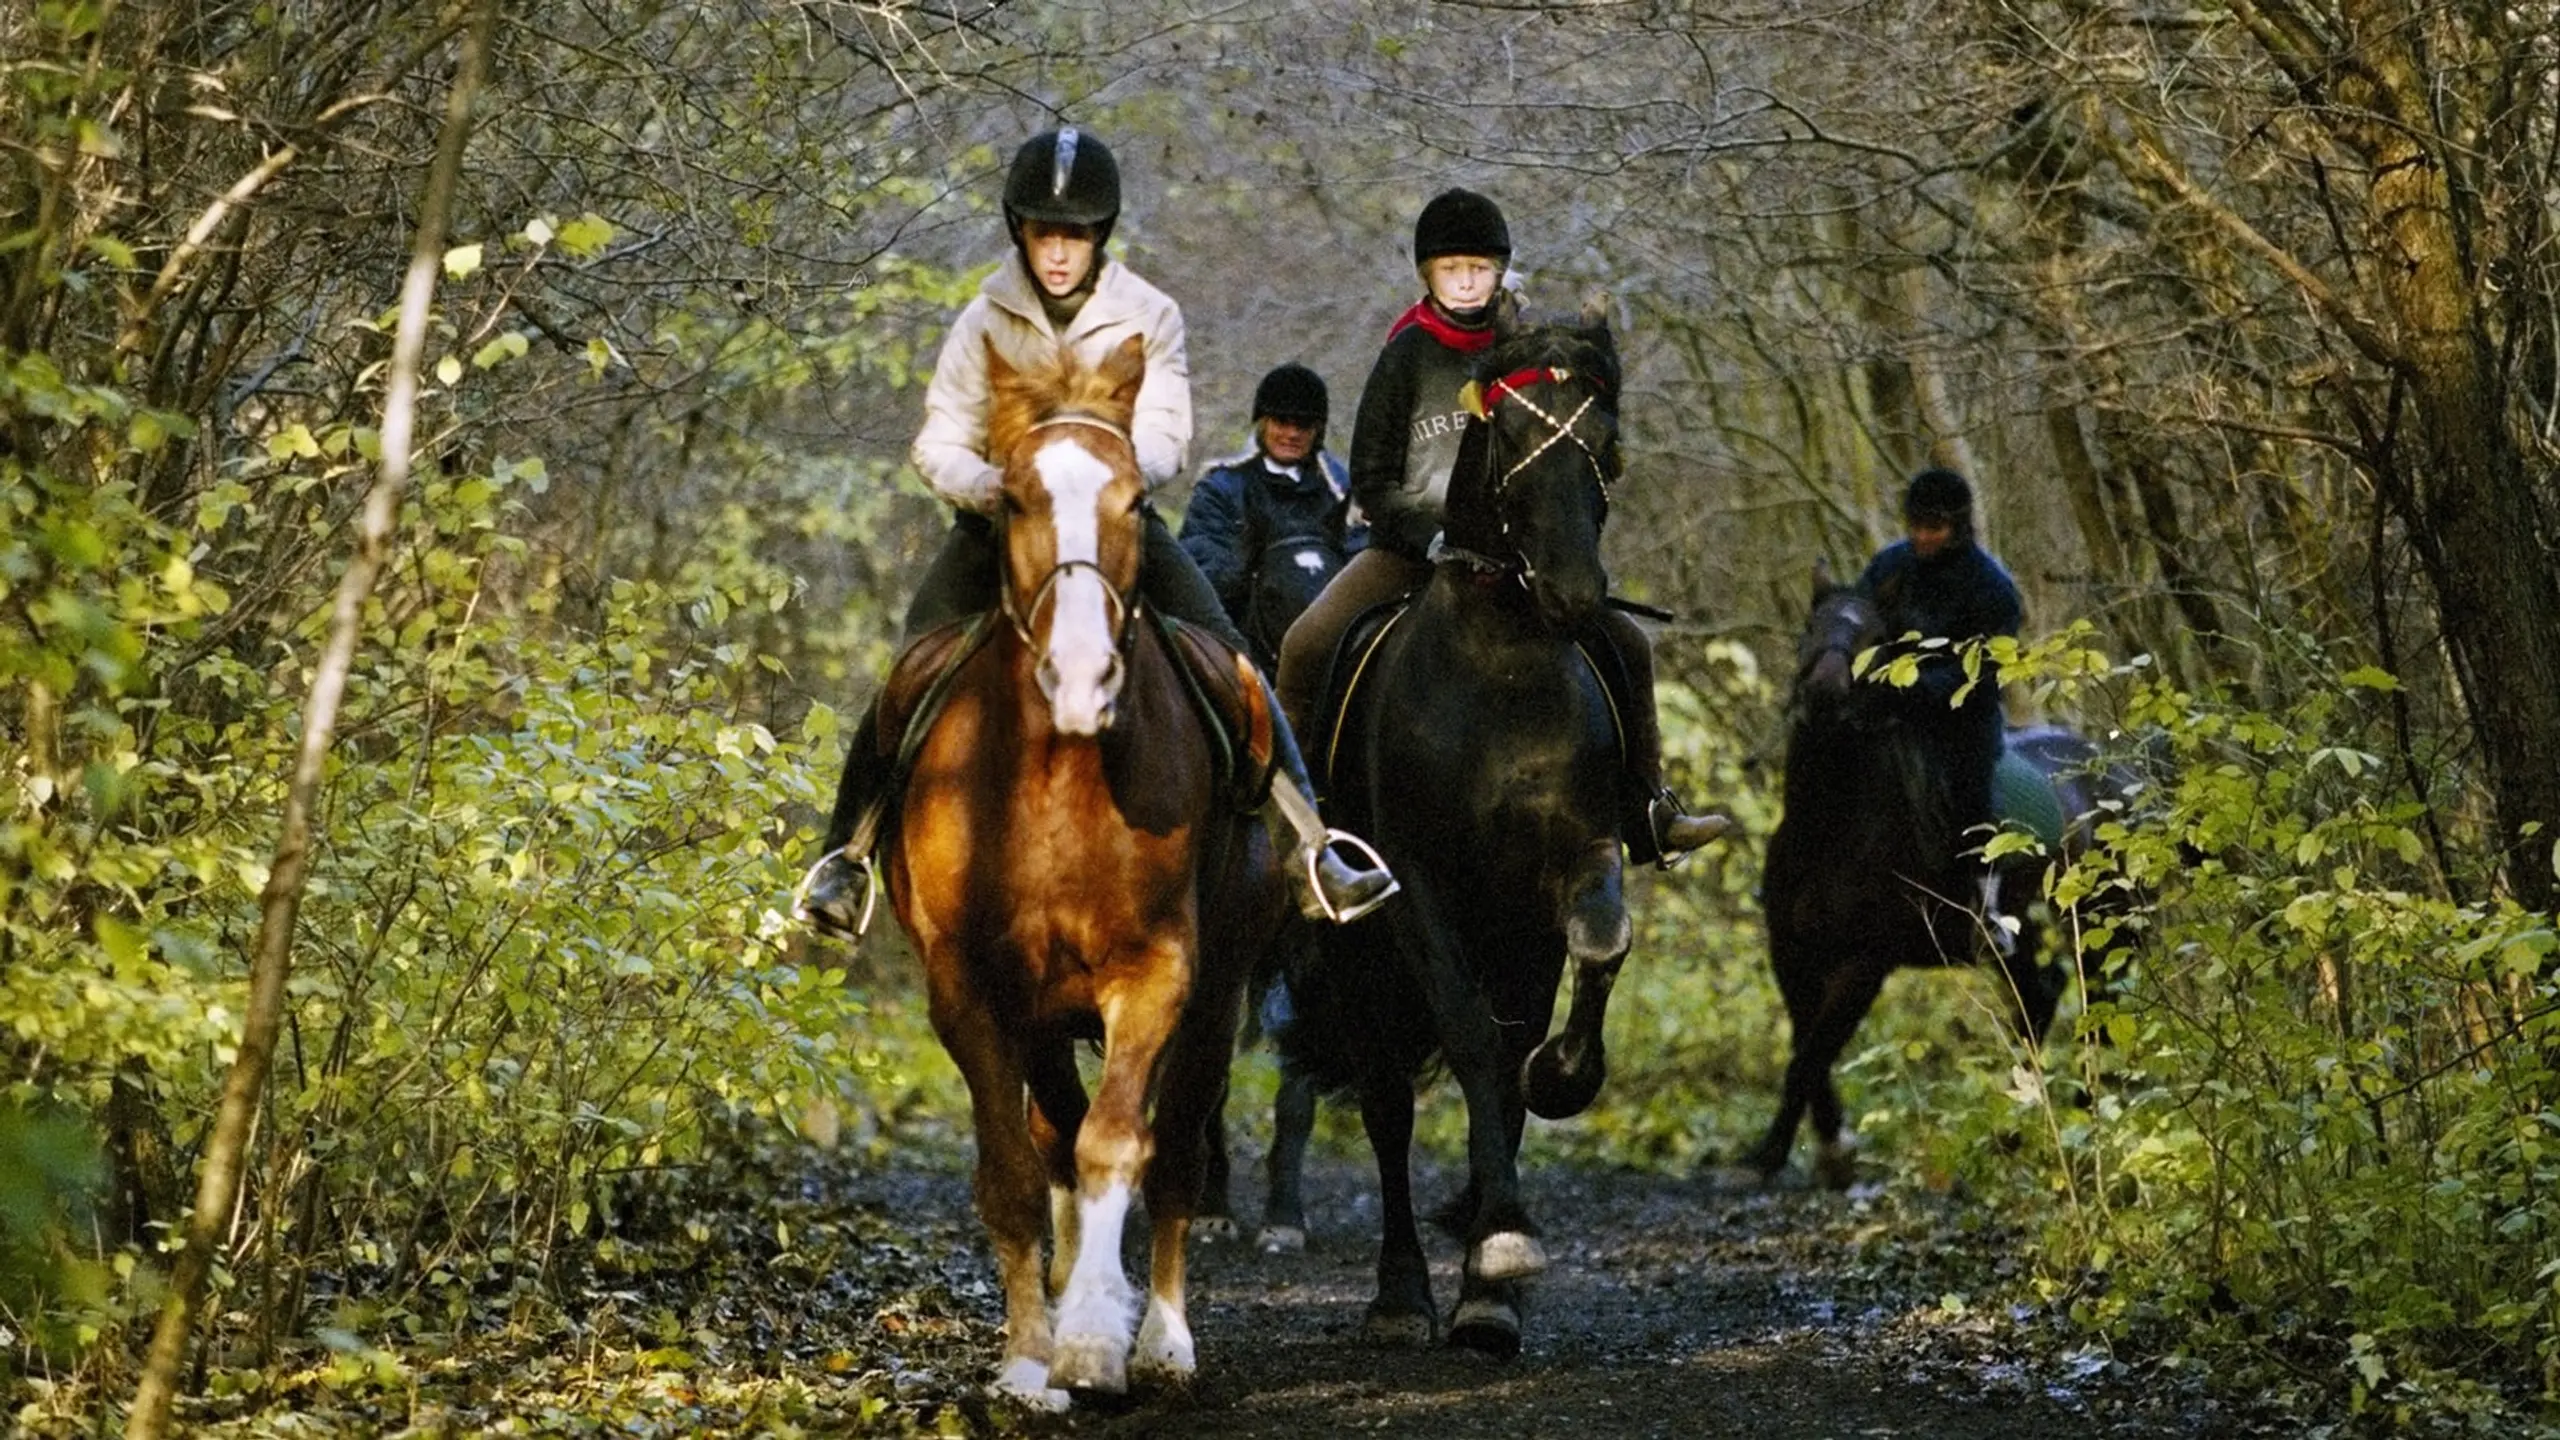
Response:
[[1470, 1230, 1549, 1282], [1048, 1181, 1138, 1393], [1033, 440, 1121, 736], [1132, 1291, 1195, 1383], [990, 1356, 1070, 1412]]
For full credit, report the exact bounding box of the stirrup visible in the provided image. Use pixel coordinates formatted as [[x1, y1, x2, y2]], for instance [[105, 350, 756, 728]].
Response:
[[1303, 828, 1400, 924], [794, 851, 879, 941], [1645, 789, 1731, 872]]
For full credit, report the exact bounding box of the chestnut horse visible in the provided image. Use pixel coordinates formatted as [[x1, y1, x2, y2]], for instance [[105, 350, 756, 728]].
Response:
[[885, 334, 1284, 1407]]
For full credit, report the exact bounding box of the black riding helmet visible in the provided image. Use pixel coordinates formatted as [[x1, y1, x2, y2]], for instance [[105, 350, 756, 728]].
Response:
[[1413, 188, 1511, 266], [1004, 126, 1121, 250], [1252, 363, 1328, 429], [1902, 467, 1974, 523]]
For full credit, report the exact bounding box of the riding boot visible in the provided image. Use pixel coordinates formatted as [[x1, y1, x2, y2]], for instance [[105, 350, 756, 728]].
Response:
[[1261, 689, 1399, 923], [795, 704, 890, 941], [1590, 607, 1731, 869]]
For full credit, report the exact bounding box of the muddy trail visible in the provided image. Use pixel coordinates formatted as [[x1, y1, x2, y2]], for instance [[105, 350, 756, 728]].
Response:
[[778, 1143, 2252, 1440], [109, 1119, 2295, 1438]]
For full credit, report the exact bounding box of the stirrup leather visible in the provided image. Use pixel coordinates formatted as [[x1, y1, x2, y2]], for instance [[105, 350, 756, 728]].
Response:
[[794, 850, 880, 940], [1304, 828, 1400, 924]]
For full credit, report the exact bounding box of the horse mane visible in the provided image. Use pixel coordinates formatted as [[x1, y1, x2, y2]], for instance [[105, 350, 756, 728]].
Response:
[[1472, 308, 1620, 398], [984, 340, 1142, 461]]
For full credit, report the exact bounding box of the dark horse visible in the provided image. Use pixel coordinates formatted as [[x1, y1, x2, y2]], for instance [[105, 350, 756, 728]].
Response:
[[1283, 305, 1633, 1356], [1744, 570, 2126, 1188], [884, 335, 1288, 1406]]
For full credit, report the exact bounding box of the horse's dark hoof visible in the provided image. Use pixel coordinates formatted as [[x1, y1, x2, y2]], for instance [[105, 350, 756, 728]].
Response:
[[1521, 1040, 1605, 1120], [1361, 1303, 1437, 1348], [1255, 1223, 1306, 1254], [1447, 1297, 1522, 1359], [1812, 1138, 1859, 1191], [1192, 1214, 1239, 1245]]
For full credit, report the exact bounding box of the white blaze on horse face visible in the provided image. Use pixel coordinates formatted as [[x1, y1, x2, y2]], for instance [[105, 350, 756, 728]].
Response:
[[1033, 437, 1123, 735]]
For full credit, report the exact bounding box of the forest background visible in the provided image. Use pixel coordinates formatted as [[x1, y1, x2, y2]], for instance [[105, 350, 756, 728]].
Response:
[[6, 0, 2560, 1432]]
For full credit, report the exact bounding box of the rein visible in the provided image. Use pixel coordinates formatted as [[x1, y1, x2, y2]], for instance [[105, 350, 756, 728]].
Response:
[[999, 412, 1144, 653]]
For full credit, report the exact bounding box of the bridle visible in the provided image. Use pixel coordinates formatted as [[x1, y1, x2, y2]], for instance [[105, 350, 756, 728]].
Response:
[[1442, 364, 1617, 582], [998, 412, 1143, 654]]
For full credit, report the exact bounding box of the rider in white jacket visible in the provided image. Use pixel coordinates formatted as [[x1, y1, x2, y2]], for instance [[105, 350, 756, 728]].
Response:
[[799, 127, 1396, 938]]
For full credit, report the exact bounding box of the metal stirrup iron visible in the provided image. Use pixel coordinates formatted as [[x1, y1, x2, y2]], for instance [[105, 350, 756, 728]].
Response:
[[1305, 828, 1399, 924], [793, 850, 881, 941]]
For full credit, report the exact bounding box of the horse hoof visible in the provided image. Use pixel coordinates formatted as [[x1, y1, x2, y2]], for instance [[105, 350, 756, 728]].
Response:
[[1447, 1297, 1522, 1359], [1360, 1304, 1437, 1349], [1193, 1214, 1239, 1245], [989, 1358, 1071, 1413], [1813, 1137, 1859, 1191], [1131, 1307, 1196, 1388], [1256, 1224, 1306, 1255], [1521, 1046, 1605, 1120], [1469, 1231, 1547, 1282], [1047, 1334, 1128, 1396]]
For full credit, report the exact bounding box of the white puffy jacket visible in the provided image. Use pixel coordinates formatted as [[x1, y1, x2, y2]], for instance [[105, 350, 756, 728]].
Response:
[[910, 255, 1192, 511]]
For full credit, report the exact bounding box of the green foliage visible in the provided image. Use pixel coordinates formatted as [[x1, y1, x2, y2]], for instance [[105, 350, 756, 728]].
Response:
[[1880, 648, 2560, 1420]]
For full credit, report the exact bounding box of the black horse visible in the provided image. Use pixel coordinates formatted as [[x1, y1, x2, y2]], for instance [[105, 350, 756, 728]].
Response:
[[1282, 305, 1632, 1357], [1744, 570, 2128, 1187]]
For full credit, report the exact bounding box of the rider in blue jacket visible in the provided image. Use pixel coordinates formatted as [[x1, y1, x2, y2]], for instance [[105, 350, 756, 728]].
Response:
[[1179, 363, 1367, 674], [1857, 467, 2024, 918]]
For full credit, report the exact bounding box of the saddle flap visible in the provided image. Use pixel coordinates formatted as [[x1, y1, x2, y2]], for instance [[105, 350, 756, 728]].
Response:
[[875, 615, 991, 767], [1158, 616, 1277, 802], [1316, 598, 1415, 788]]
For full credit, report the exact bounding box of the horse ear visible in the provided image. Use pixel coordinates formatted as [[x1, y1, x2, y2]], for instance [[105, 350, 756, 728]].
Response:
[[1578, 289, 1610, 332], [985, 337, 1017, 393], [1097, 333, 1146, 405]]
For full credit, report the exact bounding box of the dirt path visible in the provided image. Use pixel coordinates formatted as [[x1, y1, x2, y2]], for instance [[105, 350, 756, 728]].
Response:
[[819, 1147, 2242, 1439]]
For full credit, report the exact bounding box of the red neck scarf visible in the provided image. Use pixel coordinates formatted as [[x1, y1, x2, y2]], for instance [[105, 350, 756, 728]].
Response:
[[1386, 298, 1498, 354]]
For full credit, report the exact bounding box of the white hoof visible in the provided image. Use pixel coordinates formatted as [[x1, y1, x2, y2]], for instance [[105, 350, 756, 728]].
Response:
[[1131, 1302, 1196, 1386], [1048, 1332, 1128, 1395], [1256, 1223, 1307, 1255], [1469, 1230, 1548, 1282], [989, 1357, 1070, 1413], [1193, 1214, 1239, 1244]]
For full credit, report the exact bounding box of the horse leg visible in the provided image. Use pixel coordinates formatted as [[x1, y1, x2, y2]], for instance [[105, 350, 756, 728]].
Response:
[[1258, 1063, 1315, 1253], [1023, 1040, 1087, 1299], [1741, 928, 1825, 1178], [1995, 860, 2063, 1042], [1048, 951, 1187, 1397], [1522, 839, 1632, 1120], [1357, 1071, 1435, 1346], [927, 974, 1068, 1412], [1387, 883, 1544, 1283], [1193, 1064, 1239, 1244], [1797, 963, 1889, 1190], [1131, 953, 1247, 1389], [1448, 1081, 1533, 1358]]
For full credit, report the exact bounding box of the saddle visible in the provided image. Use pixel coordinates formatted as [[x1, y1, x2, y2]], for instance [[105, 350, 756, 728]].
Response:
[[1312, 593, 1630, 791], [870, 608, 1278, 814]]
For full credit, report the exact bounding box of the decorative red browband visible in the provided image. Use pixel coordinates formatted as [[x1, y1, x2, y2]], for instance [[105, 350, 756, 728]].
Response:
[[1485, 366, 1567, 406]]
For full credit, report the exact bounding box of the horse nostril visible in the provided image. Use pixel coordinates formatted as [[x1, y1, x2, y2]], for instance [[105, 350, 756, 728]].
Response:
[[1102, 653, 1126, 696], [1036, 654, 1061, 697]]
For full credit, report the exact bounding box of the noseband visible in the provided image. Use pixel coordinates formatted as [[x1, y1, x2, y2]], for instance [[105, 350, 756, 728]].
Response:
[[1442, 365, 1616, 583], [999, 413, 1143, 652]]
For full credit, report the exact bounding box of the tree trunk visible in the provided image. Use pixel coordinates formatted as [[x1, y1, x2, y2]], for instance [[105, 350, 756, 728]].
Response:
[[2328, 0, 2560, 913], [122, 4, 498, 1434]]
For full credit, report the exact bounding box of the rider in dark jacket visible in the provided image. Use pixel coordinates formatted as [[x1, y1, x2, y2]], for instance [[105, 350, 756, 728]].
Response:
[[1180, 363, 1367, 674], [1275, 188, 1727, 866], [1857, 467, 2024, 908]]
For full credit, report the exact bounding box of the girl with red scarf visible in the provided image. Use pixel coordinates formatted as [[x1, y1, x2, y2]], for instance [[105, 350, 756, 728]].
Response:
[[1274, 189, 1726, 865]]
